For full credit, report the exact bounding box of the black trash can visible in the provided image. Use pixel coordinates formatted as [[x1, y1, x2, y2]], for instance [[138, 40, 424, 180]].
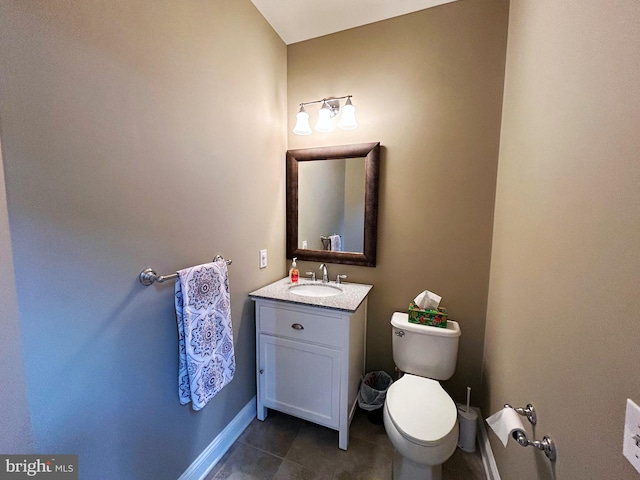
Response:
[[357, 371, 393, 424]]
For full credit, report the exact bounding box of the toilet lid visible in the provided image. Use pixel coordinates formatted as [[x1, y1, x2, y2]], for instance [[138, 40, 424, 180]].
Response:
[[386, 374, 457, 446]]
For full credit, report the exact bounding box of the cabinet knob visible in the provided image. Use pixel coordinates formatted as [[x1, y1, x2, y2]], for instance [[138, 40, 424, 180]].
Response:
[[291, 323, 304, 330], [259, 369, 264, 374]]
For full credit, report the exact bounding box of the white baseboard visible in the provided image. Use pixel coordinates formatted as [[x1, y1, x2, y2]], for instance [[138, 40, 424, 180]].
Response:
[[178, 396, 256, 480], [475, 407, 501, 480]]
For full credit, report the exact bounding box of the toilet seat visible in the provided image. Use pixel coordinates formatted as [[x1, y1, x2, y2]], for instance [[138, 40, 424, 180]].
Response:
[[386, 374, 457, 447]]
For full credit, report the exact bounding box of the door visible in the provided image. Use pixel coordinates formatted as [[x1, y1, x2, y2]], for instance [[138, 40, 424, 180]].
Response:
[[259, 335, 341, 428]]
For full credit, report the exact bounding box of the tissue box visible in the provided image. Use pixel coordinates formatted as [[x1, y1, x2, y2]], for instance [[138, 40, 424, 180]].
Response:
[[408, 302, 448, 328]]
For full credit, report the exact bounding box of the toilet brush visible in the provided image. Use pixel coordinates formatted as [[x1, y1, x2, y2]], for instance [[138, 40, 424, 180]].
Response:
[[466, 386, 471, 414]]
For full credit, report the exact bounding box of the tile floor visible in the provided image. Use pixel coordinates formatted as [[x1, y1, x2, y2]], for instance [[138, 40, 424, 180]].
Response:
[[206, 408, 487, 480]]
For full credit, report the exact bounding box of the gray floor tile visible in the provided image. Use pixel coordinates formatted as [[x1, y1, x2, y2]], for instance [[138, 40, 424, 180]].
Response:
[[211, 442, 283, 480], [332, 435, 393, 480], [348, 409, 394, 451], [272, 460, 332, 480], [207, 408, 486, 480], [284, 421, 343, 476], [443, 447, 487, 480], [238, 410, 304, 458]]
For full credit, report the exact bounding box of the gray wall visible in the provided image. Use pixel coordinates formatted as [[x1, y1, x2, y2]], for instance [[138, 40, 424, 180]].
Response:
[[0, 138, 32, 453], [0, 1, 286, 478], [288, 0, 510, 403], [484, 0, 640, 478]]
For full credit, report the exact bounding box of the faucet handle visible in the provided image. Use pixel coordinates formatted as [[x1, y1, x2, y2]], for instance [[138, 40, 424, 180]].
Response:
[[336, 274, 347, 284], [305, 272, 316, 282]]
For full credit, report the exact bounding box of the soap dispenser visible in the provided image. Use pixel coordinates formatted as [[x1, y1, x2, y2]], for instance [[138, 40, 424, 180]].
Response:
[[289, 258, 299, 284]]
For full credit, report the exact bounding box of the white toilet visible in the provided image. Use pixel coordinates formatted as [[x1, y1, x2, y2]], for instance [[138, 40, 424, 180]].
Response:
[[383, 312, 462, 480]]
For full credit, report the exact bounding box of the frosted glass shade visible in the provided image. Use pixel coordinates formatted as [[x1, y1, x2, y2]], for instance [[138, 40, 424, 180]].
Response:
[[338, 101, 357, 130], [293, 108, 312, 135], [315, 103, 334, 132]]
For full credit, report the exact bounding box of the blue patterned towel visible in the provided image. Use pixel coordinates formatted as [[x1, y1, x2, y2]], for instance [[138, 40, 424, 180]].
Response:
[[329, 234, 342, 252], [175, 260, 235, 410]]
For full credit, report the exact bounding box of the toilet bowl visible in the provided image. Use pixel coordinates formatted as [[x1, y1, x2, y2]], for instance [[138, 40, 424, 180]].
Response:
[[383, 375, 458, 480], [383, 313, 461, 480]]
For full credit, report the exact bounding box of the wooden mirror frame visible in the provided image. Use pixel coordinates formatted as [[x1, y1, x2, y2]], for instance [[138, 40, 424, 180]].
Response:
[[286, 142, 380, 267]]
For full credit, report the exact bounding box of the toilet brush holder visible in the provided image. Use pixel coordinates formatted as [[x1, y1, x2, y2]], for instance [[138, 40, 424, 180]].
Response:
[[456, 403, 478, 452]]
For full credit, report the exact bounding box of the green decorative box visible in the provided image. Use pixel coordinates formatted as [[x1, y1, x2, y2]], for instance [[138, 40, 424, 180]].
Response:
[[408, 302, 448, 328]]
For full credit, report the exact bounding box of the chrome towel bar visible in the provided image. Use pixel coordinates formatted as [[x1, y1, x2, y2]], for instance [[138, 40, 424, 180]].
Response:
[[139, 255, 232, 286]]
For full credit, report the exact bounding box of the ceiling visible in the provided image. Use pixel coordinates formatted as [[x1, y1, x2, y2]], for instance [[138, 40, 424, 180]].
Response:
[[250, 0, 459, 45]]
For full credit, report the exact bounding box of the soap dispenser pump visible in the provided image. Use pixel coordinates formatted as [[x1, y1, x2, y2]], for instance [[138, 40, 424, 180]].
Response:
[[289, 258, 299, 284]]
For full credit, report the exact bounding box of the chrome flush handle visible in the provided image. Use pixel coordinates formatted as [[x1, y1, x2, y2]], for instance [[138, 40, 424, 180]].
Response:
[[394, 330, 405, 337]]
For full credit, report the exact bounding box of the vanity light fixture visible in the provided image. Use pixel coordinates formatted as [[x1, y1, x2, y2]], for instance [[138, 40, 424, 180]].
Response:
[[293, 95, 357, 135]]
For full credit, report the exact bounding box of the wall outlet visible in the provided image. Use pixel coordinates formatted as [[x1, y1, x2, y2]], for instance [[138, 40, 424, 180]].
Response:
[[259, 249, 267, 269], [623, 399, 640, 473], [302, 240, 308, 249]]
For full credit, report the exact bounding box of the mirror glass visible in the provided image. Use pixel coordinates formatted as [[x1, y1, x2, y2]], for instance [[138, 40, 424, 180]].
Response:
[[286, 142, 380, 267], [298, 157, 366, 253]]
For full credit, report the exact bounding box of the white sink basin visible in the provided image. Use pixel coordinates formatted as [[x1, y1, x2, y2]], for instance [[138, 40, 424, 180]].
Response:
[[289, 283, 343, 297]]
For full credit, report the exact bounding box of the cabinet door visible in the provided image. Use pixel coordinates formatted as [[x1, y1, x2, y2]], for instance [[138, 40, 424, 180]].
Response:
[[259, 335, 341, 429]]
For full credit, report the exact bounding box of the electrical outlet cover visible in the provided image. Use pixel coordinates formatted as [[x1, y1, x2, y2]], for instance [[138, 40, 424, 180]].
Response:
[[259, 249, 267, 269], [623, 399, 640, 473]]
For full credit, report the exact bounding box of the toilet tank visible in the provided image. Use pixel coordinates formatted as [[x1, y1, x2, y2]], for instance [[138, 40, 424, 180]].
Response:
[[390, 312, 461, 380]]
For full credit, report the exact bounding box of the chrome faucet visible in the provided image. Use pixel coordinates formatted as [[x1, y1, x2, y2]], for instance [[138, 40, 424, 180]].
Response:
[[319, 263, 328, 283]]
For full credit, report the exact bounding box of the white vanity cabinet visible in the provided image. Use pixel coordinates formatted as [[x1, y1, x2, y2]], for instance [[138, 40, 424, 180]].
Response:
[[253, 297, 367, 450]]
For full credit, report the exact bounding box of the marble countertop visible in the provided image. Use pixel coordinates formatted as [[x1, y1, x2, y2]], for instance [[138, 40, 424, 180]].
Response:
[[249, 277, 373, 312]]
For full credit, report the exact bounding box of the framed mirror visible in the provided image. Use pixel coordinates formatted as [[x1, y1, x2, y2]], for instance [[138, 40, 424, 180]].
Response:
[[286, 142, 380, 267]]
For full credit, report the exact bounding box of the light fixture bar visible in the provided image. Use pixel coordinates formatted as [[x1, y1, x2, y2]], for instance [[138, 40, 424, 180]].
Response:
[[298, 95, 353, 108]]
